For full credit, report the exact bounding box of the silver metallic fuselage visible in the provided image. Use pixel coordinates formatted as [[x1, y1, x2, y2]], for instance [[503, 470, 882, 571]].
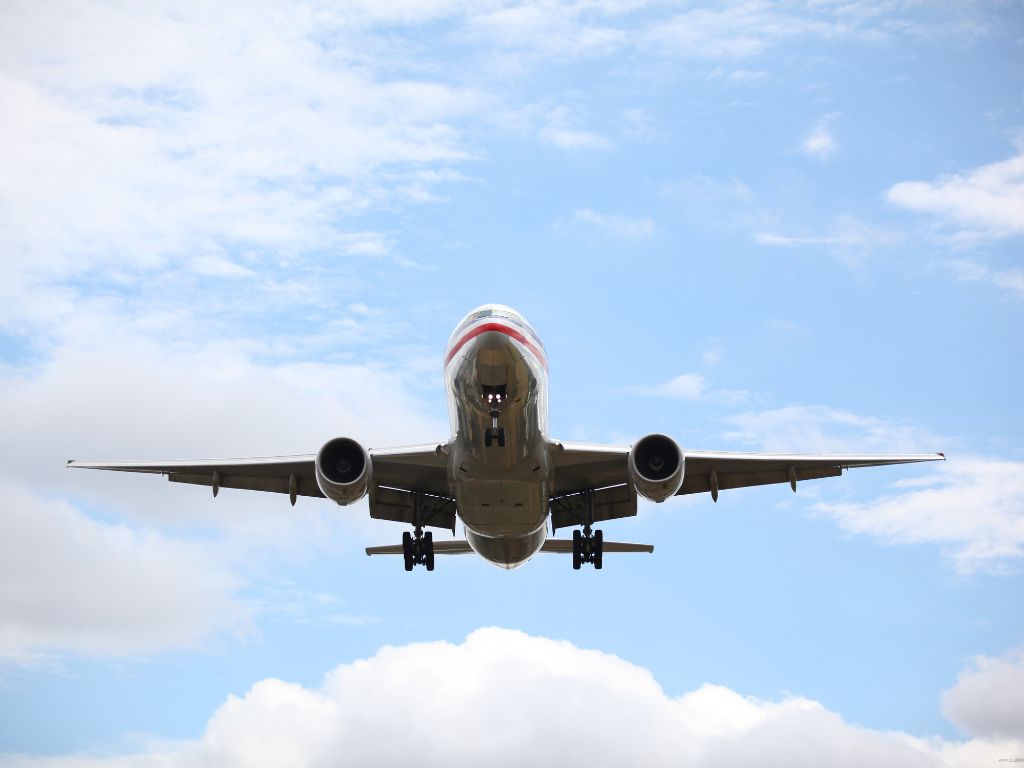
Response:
[[444, 307, 551, 569]]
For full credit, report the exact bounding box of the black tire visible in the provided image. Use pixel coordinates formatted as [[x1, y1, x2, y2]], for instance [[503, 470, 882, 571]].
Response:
[[424, 531, 434, 572], [497, 428, 506, 448], [572, 529, 582, 570], [402, 531, 414, 571], [484, 428, 493, 448], [594, 529, 603, 570]]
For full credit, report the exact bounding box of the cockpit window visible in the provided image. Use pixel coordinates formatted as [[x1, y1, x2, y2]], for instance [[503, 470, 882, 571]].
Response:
[[450, 306, 541, 343]]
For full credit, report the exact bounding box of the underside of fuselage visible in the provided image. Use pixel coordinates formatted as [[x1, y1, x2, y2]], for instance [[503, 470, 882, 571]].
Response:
[[445, 308, 551, 569]]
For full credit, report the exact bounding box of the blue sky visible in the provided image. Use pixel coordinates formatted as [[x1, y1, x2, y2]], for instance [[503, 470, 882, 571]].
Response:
[[1, 1, 1022, 765]]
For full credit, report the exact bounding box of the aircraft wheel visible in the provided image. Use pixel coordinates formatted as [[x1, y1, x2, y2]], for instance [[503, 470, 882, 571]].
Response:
[[572, 529, 582, 570], [484, 428, 493, 448], [425, 531, 435, 571], [402, 531, 414, 571], [497, 428, 506, 448], [594, 529, 603, 570]]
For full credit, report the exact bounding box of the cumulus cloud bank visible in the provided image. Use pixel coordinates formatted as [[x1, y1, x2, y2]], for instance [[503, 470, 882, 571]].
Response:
[[2, 628, 1019, 767], [942, 646, 1024, 740]]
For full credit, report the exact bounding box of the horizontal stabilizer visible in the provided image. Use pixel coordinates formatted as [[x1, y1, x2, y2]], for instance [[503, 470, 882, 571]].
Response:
[[366, 540, 474, 556], [541, 539, 653, 554], [365, 539, 654, 556]]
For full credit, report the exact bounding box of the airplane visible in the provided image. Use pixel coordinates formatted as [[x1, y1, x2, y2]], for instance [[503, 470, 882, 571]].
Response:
[[69, 303, 944, 571]]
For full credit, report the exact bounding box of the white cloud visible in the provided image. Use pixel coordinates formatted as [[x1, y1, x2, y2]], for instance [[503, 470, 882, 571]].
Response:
[[662, 174, 762, 232], [3, 628, 1019, 767], [943, 647, 1024, 740], [559, 208, 654, 239], [632, 373, 751, 405], [0, 1, 484, 312], [537, 106, 612, 150], [887, 150, 1024, 239], [946, 258, 1024, 299], [0, 484, 247, 661], [666, 174, 752, 203], [644, 2, 941, 61], [725, 405, 938, 454], [0, 312, 447, 659], [813, 457, 1024, 575], [724, 407, 1024, 574], [802, 118, 838, 160], [651, 372, 705, 399], [753, 216, 902, 265]]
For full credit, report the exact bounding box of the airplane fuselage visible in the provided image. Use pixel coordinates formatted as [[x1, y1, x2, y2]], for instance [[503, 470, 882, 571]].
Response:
[[444, 306, 551, 568]]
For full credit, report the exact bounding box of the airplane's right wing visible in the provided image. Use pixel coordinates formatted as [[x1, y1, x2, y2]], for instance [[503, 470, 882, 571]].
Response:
[[678, 450, 944, 500], [550, 440, 944, 506]]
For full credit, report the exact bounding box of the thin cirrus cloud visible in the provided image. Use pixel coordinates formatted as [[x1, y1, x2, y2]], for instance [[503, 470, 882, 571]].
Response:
[[558, 208, 655, 240], [537, 106, 613, 150], [629, 372, 752, 405], [1, 628, 1017, 767]]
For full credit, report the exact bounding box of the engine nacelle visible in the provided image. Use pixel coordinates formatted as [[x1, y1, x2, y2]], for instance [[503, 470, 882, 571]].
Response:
[[629, 433, 684, 502], [315, 437, 371, 505]]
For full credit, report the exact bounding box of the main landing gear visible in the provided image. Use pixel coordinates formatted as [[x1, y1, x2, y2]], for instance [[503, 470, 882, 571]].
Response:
[[402, 527, 434, 571], [572, 525, 603, 570]]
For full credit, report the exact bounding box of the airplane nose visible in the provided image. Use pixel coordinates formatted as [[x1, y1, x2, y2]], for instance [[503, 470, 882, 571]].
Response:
[[475, 329, 516, 353]]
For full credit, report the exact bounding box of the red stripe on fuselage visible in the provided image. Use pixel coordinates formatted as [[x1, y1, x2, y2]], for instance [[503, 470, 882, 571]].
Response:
[[445, 322, 547, 370]]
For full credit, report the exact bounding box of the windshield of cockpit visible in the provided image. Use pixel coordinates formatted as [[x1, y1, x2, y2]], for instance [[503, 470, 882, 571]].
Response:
[[450, 307, 540, 343]]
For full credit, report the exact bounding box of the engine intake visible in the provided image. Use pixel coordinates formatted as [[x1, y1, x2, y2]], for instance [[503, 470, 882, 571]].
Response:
[[629, 433, 684, 502], [315, 437, 371, 505]]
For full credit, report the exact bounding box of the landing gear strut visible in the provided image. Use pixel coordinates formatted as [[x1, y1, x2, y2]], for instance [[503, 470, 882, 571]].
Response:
[[402, 527, 434, 571], [484, 408, 506, 448], [572, 525, 603, 570]]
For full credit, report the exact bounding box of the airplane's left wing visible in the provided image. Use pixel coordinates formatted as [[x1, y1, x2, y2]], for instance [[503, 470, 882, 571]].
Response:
[[67, 443, 451, 508], [67, 454, 324, 501]]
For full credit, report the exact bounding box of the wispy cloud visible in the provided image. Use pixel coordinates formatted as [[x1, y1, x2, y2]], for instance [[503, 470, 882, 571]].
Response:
[[724, 405, 941, 454], [724, 406, 1022, 575], [887, 149, 1024, 239], [558, 208, 654, 240], [814, 457, 1024, 575], [538, 106, 613, 150], [628, 372, 752, 405], [946, 258, 1024, 299], [753, 216, 901, 265], [802, 116, 839, 160]]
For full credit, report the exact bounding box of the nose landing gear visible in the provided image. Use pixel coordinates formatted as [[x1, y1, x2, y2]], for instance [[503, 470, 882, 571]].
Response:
[[402, 527, 434, 571], [572, 525, 604, 570], [484, 408, 506, 448], [483, 387, 507, 448]]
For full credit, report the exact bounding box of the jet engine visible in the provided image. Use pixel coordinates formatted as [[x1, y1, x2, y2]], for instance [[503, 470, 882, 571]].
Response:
[[315, 437, 371, 505], [628, 433, 684, 502]]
